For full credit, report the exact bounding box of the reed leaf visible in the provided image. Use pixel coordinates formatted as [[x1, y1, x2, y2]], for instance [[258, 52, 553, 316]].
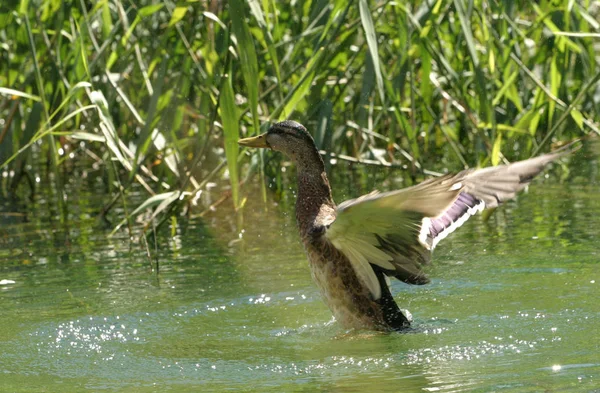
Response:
[[130, 57, 168, 182], [230, 0, 260, 132], [110, 191, 180, 236], [359, 0, 384, 104], [220, 71, 241, 209], [0, 88, 40, 102], [276, 48, 325, 120]]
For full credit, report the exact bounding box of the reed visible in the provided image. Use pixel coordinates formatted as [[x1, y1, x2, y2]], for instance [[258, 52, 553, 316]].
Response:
[[0, 0, 598, 235]]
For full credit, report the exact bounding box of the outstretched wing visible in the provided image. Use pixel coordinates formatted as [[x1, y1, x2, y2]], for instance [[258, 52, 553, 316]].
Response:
[[325, 148, 572, 300], [422, 149, 571, 248], [325, 175, 461, 300]]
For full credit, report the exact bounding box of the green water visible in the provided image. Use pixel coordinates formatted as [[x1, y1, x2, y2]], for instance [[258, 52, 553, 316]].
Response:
[[1, 165, 599, 392]]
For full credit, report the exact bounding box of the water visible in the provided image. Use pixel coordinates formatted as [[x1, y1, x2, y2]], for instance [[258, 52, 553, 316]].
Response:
[[1, 164, 599, 392]]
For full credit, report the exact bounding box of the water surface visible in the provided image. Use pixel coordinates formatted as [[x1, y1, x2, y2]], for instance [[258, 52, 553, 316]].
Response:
[[1, 162, 599, 392]]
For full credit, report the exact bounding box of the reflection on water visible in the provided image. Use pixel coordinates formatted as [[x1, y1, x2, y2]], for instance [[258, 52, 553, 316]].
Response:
[[1, 158, 599, 392]]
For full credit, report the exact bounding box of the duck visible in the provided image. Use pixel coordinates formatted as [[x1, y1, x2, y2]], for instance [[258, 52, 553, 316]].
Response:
[[238, 120, 573, 331]]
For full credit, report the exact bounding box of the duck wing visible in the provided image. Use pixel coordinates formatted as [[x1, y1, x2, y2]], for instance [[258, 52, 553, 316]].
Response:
[[325, 148, 572, 300], [325, 175, 460, 300], [423, 148, 571, 249]]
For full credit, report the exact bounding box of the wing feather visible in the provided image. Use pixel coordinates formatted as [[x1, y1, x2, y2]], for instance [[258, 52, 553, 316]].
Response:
[[326, 176, 461, 299], [324, 147, 574, 299]]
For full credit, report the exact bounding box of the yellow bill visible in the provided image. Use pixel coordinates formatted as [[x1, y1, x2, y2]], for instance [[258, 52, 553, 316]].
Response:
[[238, 133, 269, 148]]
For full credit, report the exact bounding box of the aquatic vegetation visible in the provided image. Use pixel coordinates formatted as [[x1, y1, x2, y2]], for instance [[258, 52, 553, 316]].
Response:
[[0, 0, 598, 237]]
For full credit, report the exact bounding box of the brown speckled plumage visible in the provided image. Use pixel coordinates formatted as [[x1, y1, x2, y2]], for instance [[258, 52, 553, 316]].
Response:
[[296, 169, 393, 330], [303, 233, 392, 329], [238, 120, 575, 331]]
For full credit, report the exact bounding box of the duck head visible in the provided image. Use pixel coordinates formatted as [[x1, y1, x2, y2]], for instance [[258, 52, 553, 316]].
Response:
[[238, 120, 320, 164]]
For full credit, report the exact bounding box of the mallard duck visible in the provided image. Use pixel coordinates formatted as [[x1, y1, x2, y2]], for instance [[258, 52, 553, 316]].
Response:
[[238, 120, 572, 331]]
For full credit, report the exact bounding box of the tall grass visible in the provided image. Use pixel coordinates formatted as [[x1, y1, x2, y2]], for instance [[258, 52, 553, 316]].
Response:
[[0, 0, 599, 237]]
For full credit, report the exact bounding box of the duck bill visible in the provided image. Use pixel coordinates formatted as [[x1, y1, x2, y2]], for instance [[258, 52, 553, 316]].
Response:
[[238, 133, 269, 148]]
